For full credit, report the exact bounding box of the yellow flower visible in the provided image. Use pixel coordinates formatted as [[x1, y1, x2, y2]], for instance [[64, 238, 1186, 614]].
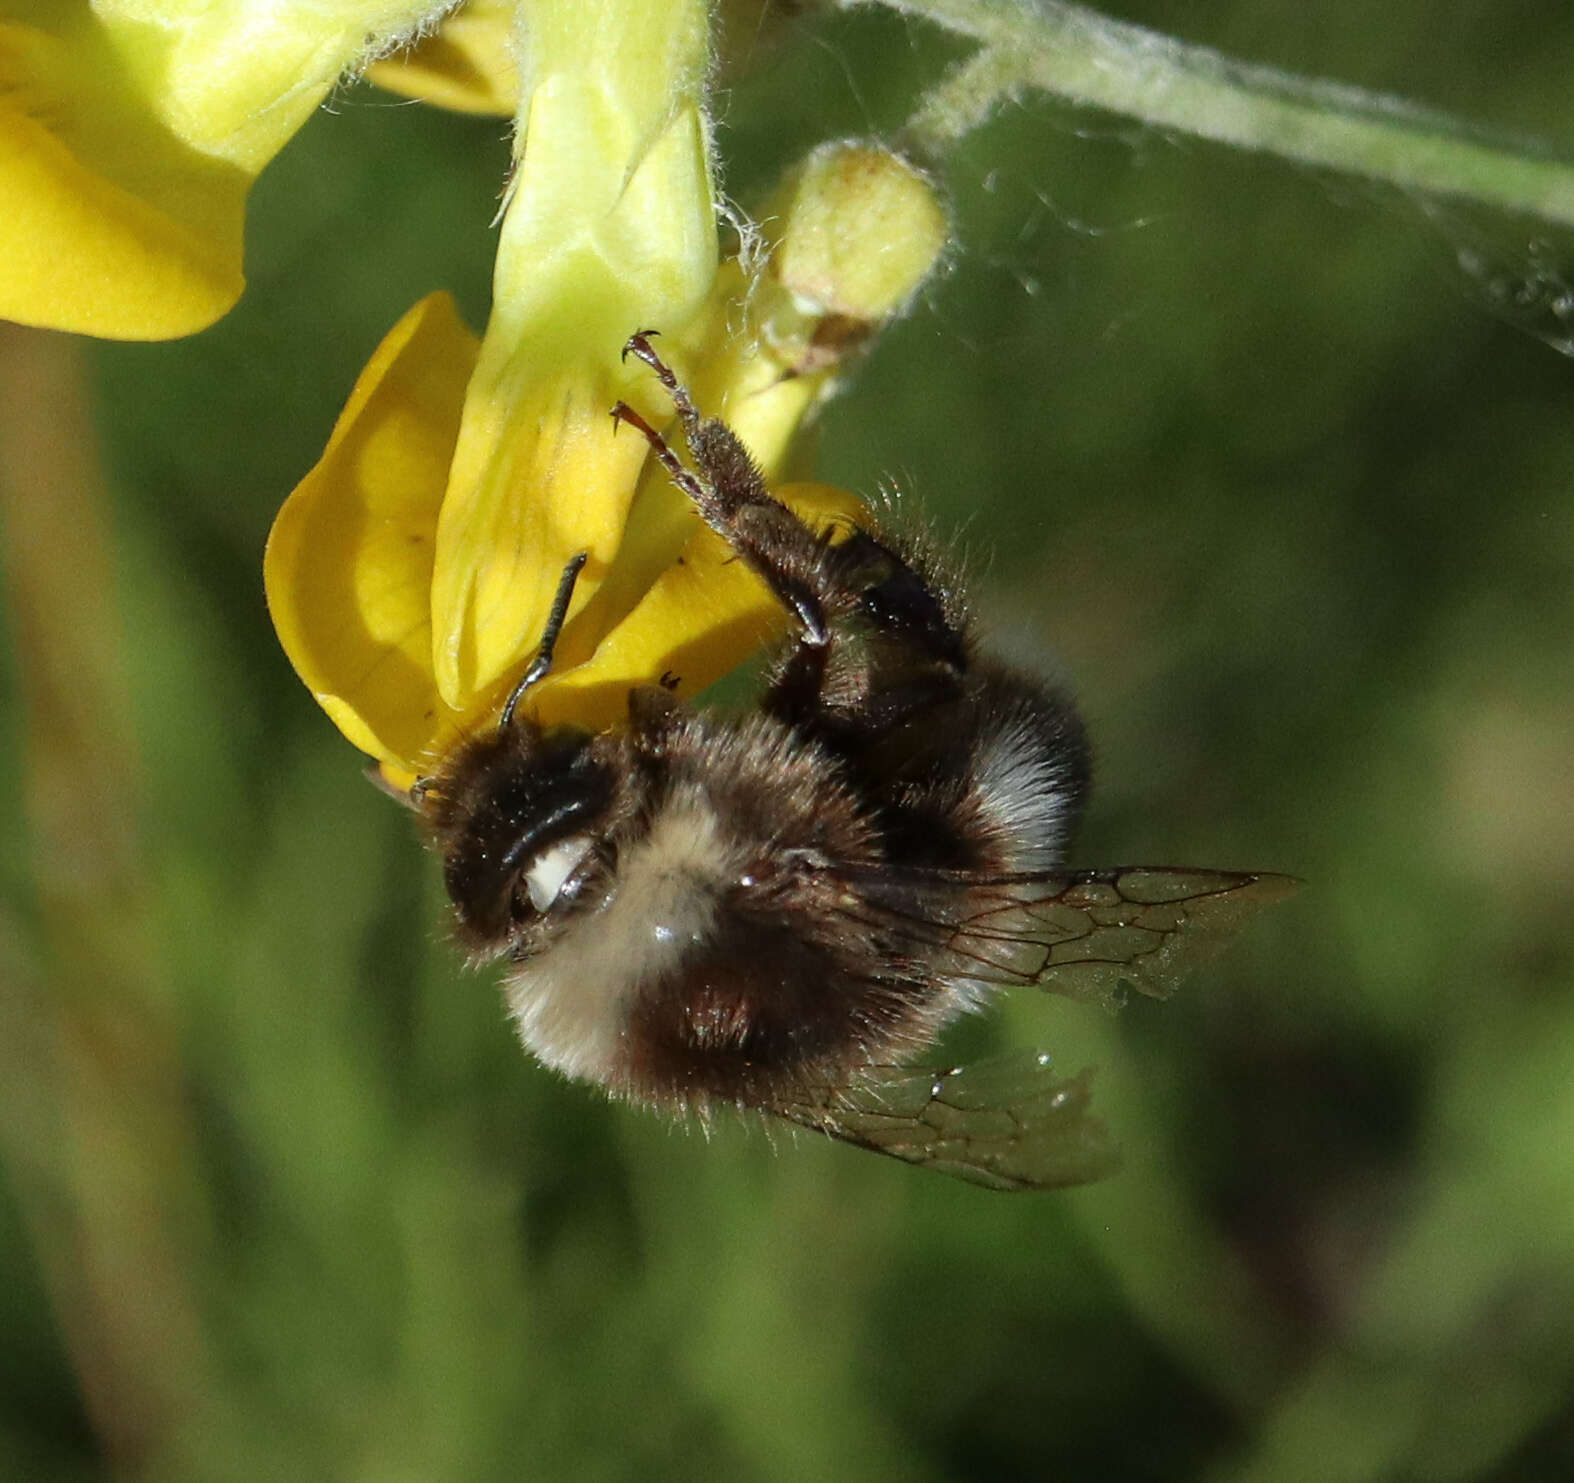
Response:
[[265, 0, 947, 791], [264, 288, 864, 789], [362, 0, 808, 119], [368, 0, 519, 117], [0, 0, 454, 338]]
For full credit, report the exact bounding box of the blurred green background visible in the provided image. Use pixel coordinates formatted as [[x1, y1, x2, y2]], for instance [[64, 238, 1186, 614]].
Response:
[[3, 3, 1574, 1479]]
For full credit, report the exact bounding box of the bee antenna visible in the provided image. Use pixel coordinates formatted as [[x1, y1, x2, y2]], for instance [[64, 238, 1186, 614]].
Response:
[[500, 550, 589, 731]]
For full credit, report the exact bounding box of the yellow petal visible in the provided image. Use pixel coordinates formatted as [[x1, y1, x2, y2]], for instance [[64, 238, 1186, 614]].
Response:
[[526, 481, 868, 732], [265, 293, 480, 772], [2, 3, 452, 338], [88, 0, 453, 171], [0, 20, 244, 337], [430, 360, 654, 711], [432, 0, 717, 709], [366, 0, 519, 117]]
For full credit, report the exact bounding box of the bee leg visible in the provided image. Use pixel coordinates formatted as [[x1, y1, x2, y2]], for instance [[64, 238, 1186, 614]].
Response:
[[616, 332, 967, 720], [611, 371, 835, 651], [621, 331, 704, 444], [626, 683, 685, 735], [764, 631, 833, 725], [621, 334, 801, 544]]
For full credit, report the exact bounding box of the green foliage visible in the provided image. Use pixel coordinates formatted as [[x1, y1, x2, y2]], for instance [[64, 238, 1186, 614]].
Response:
[[3, 4, 1574, 1480]]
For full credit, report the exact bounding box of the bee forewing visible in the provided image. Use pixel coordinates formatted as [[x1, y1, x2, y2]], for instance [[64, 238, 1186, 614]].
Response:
[[842, 864, 1298, 1013], [771, 1052, 1121, 1192], [964, 867, 1299, 1010]]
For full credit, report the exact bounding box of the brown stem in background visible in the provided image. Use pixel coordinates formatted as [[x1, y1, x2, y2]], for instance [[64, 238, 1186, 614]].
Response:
[[0, 325, 206, 1473]]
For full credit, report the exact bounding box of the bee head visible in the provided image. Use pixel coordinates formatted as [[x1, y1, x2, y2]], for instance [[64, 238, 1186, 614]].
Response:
[[424, 722, 615, 949]]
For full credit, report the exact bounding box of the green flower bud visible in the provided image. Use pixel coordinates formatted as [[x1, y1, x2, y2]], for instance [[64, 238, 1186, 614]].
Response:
[[758, 141, 949, 375]]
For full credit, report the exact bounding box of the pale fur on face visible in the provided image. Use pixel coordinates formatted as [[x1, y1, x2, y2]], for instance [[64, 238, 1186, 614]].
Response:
[[503, 792, 745, 1087]]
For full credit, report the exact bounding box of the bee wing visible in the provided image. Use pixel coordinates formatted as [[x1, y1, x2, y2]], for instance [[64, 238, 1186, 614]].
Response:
[[837, 865, 1299, 1012], [771, 1052, 1119, 1192], [764, 867, 1293, 1190]]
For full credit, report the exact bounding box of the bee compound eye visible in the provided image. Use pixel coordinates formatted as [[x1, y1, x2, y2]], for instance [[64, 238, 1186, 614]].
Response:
[[523, 834, 593, 913]]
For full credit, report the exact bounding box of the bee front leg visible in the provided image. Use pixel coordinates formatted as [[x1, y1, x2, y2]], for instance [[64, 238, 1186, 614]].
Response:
[[614, 332, 965, 726], [613, 389, 840, 723], [612, 336, 841, 652]]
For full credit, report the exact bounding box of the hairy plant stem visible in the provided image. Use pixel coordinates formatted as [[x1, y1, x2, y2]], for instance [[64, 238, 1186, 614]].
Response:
[[880, 0, 1574, 228]]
